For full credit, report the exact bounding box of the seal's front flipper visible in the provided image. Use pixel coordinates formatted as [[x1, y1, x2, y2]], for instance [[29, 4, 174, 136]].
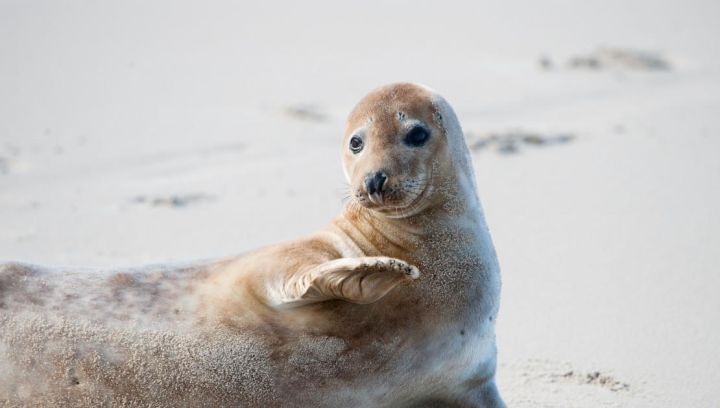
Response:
[[277, 256, 420, 307]]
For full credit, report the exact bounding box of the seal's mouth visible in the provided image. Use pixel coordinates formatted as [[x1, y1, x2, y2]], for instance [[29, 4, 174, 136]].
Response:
[[353, 174, 433, 218], [381, 182, 434, 219]]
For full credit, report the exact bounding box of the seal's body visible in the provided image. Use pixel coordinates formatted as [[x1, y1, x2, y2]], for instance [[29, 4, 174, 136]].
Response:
[[0, 83, 504, 407]]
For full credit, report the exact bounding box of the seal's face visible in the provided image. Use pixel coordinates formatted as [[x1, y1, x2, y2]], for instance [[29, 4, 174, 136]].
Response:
[[342, 83, 453, 218]]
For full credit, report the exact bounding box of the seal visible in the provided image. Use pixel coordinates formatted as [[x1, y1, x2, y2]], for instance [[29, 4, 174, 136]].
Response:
[[0, 83, 505, 407]]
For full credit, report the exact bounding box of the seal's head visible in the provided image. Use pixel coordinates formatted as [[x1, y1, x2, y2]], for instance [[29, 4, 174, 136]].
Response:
[[342, 83, 476, 218]]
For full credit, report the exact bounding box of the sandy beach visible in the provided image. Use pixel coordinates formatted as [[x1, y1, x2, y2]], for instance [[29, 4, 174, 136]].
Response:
[[2, 0, 719, 406]]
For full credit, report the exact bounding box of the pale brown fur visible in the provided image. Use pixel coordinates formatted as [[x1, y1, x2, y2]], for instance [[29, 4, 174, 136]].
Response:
[[0, 83, 504, 407]]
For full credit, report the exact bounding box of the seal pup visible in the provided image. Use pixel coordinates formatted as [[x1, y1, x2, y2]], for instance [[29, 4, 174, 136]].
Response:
[[0, 83, 504, 407]]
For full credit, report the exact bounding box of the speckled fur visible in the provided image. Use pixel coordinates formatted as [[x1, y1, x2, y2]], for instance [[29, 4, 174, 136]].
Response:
[[0, 83, 504, 407]]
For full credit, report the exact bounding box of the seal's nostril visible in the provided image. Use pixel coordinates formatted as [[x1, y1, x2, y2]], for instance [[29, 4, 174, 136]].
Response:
[[375, 172, 387, 192], [366, 171, 388, 195]]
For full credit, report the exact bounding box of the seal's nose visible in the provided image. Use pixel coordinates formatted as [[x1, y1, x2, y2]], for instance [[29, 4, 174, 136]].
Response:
[[366, 171, 388, 195]]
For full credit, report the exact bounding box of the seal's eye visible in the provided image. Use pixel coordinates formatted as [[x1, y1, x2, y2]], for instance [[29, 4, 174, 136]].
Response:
[[349, 135, 364, 153], [404, 126, 430, 147]]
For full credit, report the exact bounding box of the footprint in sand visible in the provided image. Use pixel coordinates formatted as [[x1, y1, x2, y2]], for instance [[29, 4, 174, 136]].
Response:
[[131, 194, 215, 209], [539, 47, 671, 72], [499, 359, 644, 408], [467, 130, 575, 155], [283, 104, 328, 122]]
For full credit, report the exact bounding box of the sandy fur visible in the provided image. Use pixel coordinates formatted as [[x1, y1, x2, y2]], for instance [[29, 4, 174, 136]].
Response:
[[0, 83, 503, 407]]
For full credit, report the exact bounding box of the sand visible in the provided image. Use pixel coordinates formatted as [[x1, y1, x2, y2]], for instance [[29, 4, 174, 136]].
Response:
[[1, 0, 719, 406]]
